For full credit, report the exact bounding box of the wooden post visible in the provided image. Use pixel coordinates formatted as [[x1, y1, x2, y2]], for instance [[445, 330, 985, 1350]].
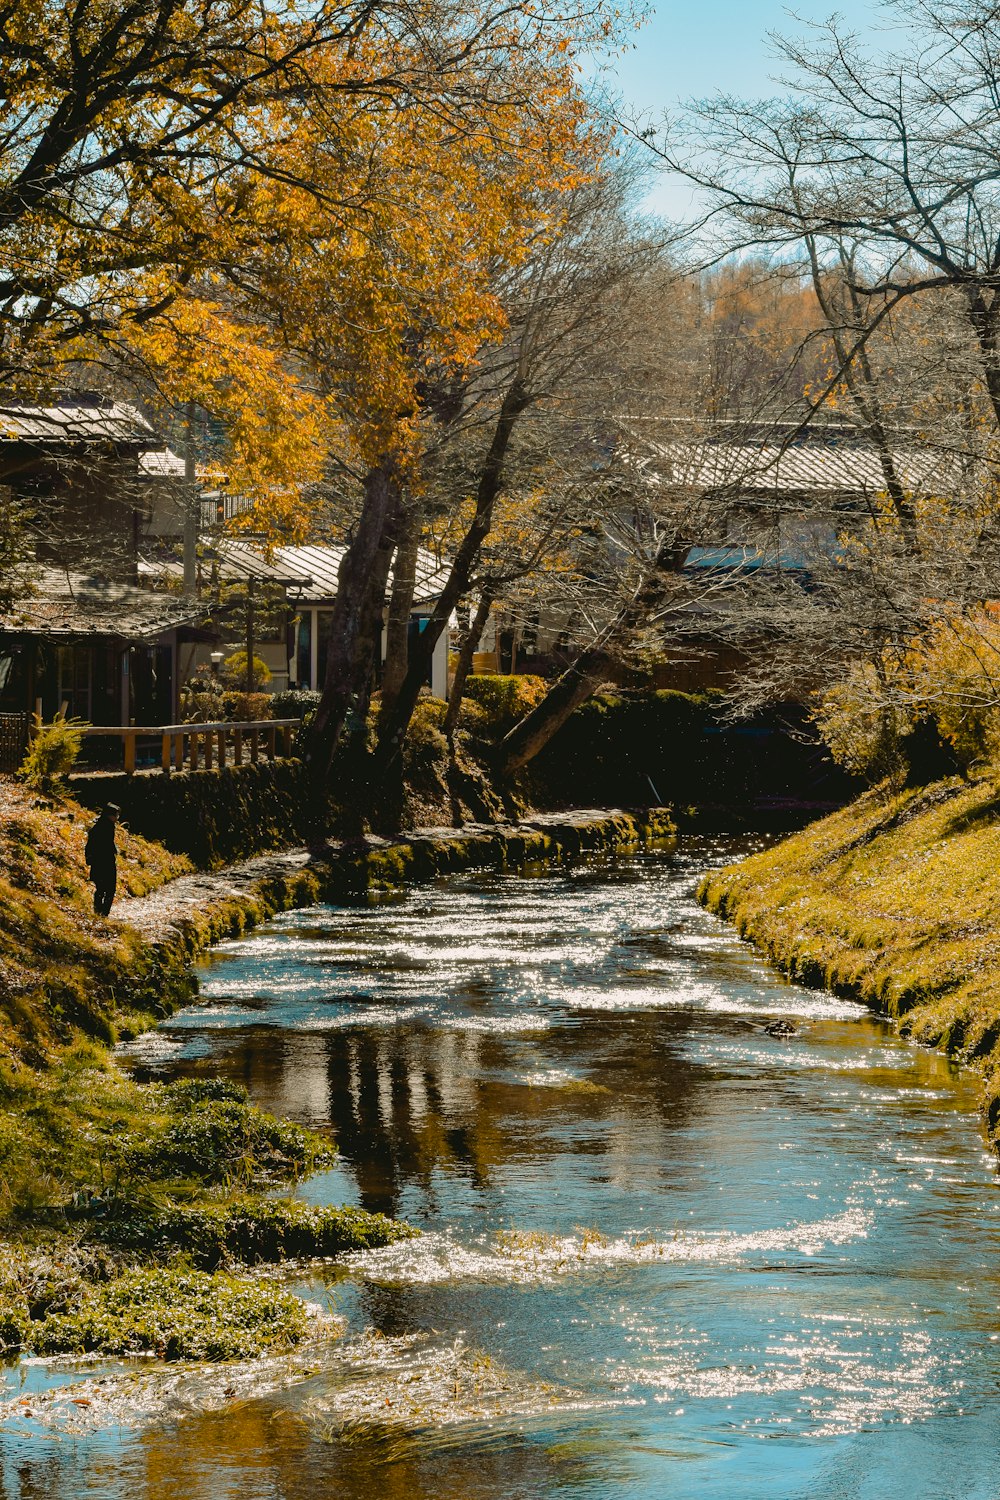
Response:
[[250, 728, 260, 764], [205, 728, 214, 770], [124, 731, 137, 775], [246, 577, 256, 691], [161, 732, 172, 773], [267, 725, 277, 760], [233, 726, 243, 765], [217, 727, 227, 766], [174, 732, 184, 771]]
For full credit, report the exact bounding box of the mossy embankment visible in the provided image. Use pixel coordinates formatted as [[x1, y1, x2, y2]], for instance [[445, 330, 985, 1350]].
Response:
[[697, 773, 1000, 1146], [0, 779, 673, 1363], [0, 1064, 412, 1360]]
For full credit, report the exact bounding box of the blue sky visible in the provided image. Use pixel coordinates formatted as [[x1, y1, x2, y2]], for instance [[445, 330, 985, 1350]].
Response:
[[589, 0, 891, 218]]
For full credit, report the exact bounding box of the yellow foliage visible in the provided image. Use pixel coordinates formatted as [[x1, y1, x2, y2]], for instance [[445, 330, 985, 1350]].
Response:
[[3, 0, 624, 536]]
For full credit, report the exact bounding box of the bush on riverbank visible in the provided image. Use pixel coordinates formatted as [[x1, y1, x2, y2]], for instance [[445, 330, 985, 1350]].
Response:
[[698, 772, 1000, 1144], [22, 1267, 312, 1360], [96, 1195, 416, 1268], [0, 1061, 333, 1228], [0, 1049, 413, 1358]]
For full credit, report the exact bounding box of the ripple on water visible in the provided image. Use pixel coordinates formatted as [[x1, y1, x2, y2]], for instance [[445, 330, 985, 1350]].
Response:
[[342, 1210, 874, 1286], [89, 846, 1000, 1498]]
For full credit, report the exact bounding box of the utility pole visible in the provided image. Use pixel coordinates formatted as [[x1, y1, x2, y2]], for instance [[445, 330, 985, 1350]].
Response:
[[183, 401, 199, 596]]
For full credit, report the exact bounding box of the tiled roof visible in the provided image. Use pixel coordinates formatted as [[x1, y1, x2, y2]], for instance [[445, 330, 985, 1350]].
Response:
[[204, 540, 451, 605], [626, 435, 957, 497], [0, 401, 157, 446], [139, 447, 186, 478], [0, 569, 205, 639]]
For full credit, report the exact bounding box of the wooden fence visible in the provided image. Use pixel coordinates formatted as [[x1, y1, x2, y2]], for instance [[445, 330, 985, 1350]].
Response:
[[80, 719, 300, 775], [0, 712, 29, 773]]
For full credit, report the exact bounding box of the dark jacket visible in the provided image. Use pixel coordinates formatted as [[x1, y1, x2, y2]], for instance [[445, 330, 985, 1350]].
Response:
[[85, 817, 117, 872]]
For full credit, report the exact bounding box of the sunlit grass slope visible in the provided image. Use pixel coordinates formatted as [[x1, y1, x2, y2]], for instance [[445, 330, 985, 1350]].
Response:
[[0, 782, 193, 1062], [698, 774, 1000, 1143]]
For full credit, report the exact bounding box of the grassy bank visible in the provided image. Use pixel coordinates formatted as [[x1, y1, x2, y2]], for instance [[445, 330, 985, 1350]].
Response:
[[0, 781, 195, 1063], [0, 783, 414, 1361], [0, 780, 673, 1362], [698, 773, 1000, 1144]]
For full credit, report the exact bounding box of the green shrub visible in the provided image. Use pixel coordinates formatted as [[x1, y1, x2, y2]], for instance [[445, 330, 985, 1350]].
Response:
[[221, 690, 273, 722], [122, 1080, 333, 1185], [813, 662, 911, 781], [31, 1266, 309, 1360], [181, 690, 223, 723], [404, 695, 448, 765], [456, 698, 489, 735], [463, 674, 549, 736], [271, 688, 321, 720], [221, 651, 271, 690], [97, 1194, 416, 1267], [19, 711, 88, 793]]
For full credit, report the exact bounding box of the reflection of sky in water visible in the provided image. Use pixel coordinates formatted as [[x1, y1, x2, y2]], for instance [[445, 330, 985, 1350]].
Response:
[[11, 840, 1000, 1499]]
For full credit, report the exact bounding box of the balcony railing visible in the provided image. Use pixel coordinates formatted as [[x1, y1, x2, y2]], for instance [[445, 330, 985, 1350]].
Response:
[[80, 718, 300, 775]]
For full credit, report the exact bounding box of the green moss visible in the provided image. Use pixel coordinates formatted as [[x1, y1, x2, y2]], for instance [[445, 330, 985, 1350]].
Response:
[[0, 1060, 337, 1228], [698, 774, 1000, 1147], [0, 1056, 413, 1362], [0, 785, 193, 1063], [120, 1080, 331, 1187], [29, 1266, 310, 1360], [96, 1195, 417, 1267]]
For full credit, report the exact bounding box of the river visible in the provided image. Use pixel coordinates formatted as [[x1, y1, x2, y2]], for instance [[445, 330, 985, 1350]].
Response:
[[5, 836, 1000, 1499]]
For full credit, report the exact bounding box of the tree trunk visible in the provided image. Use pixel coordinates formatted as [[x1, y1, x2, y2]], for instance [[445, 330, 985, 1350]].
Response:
[[380, 500, 420, 713], [496, 645, 614, 777], [367, 376, 532, 809], [305, 459, 400, 785], [966, 288, 1000, 432], [496, 534, 682, 778], [444, 588, 495, 744]]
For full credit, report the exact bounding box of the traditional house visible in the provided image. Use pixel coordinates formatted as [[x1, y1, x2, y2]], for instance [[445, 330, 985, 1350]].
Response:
[[194, 539, 453, 698], [621, 419, 957, 572], [0, 396, 455, 776], [0, 399, 209, 755], [610, 419, 963, 691]]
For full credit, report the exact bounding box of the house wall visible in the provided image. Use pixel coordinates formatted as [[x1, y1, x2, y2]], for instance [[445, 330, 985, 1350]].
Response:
[[291, 604, 449, 699], [2, 445, 147, 582]]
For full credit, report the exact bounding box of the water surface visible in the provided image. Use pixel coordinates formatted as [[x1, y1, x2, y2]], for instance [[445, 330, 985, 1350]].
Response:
[[5, 839, 1000, 1499]]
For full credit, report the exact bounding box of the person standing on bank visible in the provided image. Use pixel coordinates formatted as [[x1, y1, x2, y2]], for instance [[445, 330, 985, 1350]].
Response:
[[85, 803, 120, 917]]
